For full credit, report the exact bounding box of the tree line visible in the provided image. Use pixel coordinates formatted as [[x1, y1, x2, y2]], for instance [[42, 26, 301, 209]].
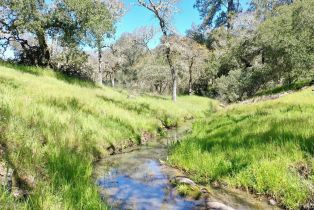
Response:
[[1, 0, 313, 102]]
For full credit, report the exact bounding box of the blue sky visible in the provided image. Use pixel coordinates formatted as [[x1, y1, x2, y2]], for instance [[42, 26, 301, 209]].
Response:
[[115, 0, 251, 48], [115, 0, 202, 47]]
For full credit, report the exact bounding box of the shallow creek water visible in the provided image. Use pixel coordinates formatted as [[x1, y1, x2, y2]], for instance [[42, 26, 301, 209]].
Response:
[[94, 126, 279, 210]]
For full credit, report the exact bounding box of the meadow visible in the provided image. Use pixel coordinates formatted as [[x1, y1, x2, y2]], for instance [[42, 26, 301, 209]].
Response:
[[0, 63, 213, 209], [169, 88, 314, 209], [1, 62, 313, 209]]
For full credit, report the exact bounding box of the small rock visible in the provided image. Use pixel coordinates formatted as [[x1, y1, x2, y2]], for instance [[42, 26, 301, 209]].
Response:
[[269, 199, 277, 206], [173, 176, 196, 186], [200, 187, 209, 194], [106, 145, 115, 155], [12, 188, 28, 199], [141, 132, 153, 143], [219, 103, 226, 108], [207, 201, 235, 210], [212, 181, 220, 188], [303, 201, 314, 209], [159, 159, 166, 165]]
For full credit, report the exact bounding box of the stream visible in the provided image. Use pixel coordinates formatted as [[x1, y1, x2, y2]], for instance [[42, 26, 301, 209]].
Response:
[[94, 126, 279, 210]]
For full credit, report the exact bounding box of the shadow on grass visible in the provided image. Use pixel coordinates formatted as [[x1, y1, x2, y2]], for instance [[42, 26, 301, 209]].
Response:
[[97, 95, 178, 129], [97, 95, 152, 115], [185, 115, 314, 179], [256, 80, 312, 96], [42, 96, 139, 141], [1, 61, 97, 88], [54, 73, 97, 88], [1, 62, 42, 76], [0, 76, 21, 89], [143, 94, 169, 101], [199, 119, 314, 153]]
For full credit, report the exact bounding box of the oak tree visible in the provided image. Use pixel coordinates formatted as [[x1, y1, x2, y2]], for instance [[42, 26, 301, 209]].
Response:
[[138, 0, 180, 102]]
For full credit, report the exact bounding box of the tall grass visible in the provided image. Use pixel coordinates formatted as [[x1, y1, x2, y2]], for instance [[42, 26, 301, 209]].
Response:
[[0, 63, 212, 209], [169, 88, 314, 209]]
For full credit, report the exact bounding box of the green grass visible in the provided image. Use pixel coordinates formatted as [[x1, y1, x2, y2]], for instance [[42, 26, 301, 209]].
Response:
[[0, 63, 213, 209], [169, 88, 314, 209], [176, 184, 202, 200], [0, 187, 27, 209], [256, 80, 312, 96]]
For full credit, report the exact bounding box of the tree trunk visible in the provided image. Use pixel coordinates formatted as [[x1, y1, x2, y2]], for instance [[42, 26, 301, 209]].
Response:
[[154, 83, 159, 93], [159, 81, 163, 94], [165, 46, 177, 102], [36, 31, 50, 66], [172, 71, 177, 102], [111, 72, 115, 87], [96, 48, 103, 86], [227, 0, 235, 30], [188, 58, 194, 96], [159, 17, 176, 102], [189, 74, 193, 95]]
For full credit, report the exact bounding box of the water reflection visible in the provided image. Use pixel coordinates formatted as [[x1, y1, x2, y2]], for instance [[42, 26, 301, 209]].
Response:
[[97, 159, 204, 210], [95, 127, 279, 210]]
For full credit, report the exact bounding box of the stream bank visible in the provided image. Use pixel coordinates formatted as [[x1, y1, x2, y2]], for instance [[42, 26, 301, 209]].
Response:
[[94, 126, 280, 210]]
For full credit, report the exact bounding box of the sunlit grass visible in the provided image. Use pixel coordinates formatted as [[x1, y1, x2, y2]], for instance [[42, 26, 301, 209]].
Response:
[[169, 88, 314, 209], [0, 63, 212, 209]]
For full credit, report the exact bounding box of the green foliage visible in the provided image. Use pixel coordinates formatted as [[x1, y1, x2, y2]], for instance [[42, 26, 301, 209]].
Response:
[[79, 0, 114, 49], [194, 0, 240, 28], [215, 69, 243, 102], [54, 0, 114, 46], [256, 0, 314, 85], [0, 62, 212, 209], [1, 0, 114, 67], [193, 0, 314, 102], [169, 88, 314, 209], [176, 184, 202, 199], [250, 0, 294, 18]]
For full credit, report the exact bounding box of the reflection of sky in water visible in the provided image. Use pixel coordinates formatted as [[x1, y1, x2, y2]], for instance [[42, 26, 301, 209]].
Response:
[[97, 160, 201, 210], [95, 129, 274, 210]]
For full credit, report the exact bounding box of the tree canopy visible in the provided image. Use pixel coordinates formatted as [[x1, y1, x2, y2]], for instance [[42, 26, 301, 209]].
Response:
[[194, 0, 241, 29], [0, 0, 118, 66]]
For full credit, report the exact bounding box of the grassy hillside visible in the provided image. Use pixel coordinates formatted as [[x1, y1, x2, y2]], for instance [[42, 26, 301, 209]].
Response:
[[0, 63, 213, 209], [169, 88, 314, 209]]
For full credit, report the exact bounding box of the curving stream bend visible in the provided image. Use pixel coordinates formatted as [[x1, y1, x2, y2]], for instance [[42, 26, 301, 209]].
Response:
[[94, 126, 279, 210]]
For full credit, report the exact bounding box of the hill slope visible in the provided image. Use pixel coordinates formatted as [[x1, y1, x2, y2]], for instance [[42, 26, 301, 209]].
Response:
[[0, 63, 213, 209], [169, 87, 314, 209]]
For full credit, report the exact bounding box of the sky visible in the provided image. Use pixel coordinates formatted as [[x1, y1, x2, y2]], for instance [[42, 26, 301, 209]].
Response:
[[115, 0, 251, 48], [115, 0, 203, 47]]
